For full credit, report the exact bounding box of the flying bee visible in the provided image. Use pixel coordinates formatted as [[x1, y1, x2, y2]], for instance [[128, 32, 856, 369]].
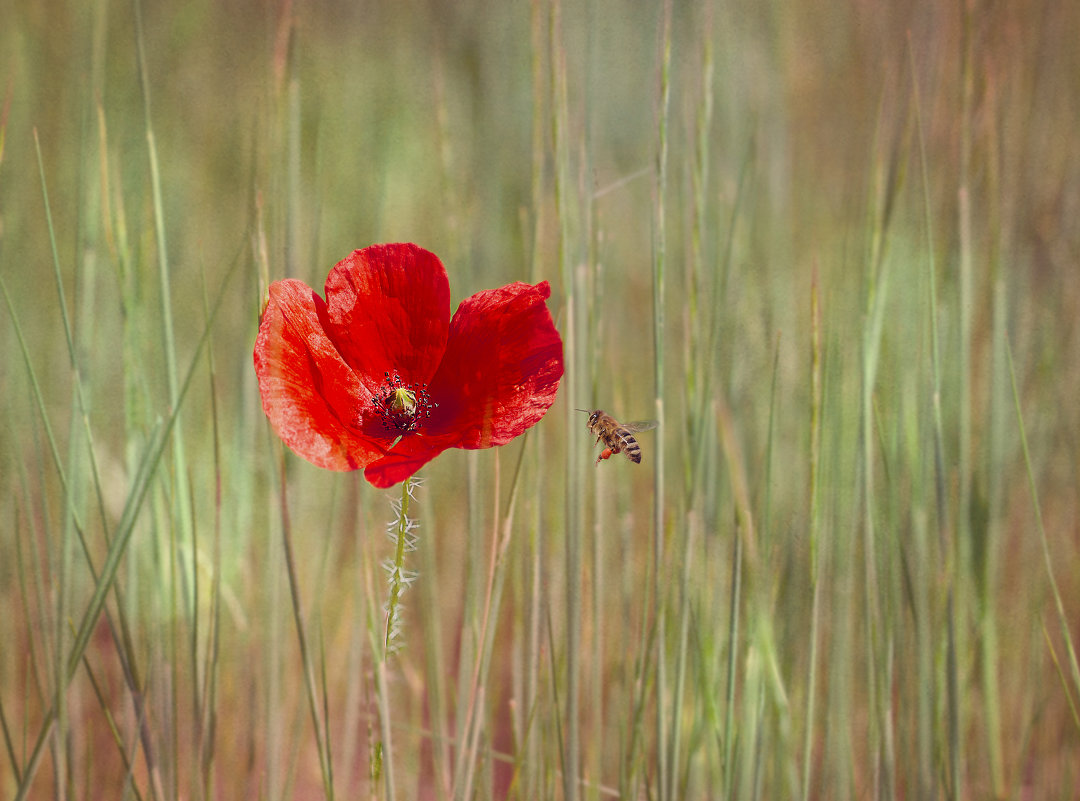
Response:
[[577, 409, 658, 465]]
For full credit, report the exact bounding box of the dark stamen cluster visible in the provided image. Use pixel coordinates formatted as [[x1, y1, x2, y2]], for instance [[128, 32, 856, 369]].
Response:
[[370, 371, 437, 434]]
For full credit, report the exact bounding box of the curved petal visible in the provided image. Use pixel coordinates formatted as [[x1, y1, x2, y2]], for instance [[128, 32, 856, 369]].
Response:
[[362, 430, 460, 488], [254, 279, 390, 470], [322, 244, 451, 396], [425, 281, 563, 448]]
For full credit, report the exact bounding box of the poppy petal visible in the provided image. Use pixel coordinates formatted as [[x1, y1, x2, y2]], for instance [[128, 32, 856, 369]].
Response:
[[425, 280, 563, 448], [321, 244, 451, 396], [254, 279, 388, 470], [362, 430, 460, 489]]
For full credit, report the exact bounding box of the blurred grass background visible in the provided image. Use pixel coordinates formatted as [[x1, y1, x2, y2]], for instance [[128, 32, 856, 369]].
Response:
[[2, 0, 1079, 798]]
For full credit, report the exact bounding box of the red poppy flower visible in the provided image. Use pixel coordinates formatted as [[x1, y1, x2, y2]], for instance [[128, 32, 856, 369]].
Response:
[[253, 243, 564, 488]]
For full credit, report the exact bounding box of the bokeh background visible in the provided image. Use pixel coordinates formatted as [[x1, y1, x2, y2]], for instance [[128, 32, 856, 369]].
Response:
[[3, 0, 1079, 798]]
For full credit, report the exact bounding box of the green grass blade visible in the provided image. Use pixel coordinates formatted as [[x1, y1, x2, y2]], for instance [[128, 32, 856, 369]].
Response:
[[909, 41, 961, 796], [653, 2, 672, 798], [274, 450, 336, 801], [1007, 342, 1080, 724]]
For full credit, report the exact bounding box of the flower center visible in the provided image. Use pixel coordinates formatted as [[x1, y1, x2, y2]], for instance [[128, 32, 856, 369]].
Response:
[[371, 371, 436, 435]]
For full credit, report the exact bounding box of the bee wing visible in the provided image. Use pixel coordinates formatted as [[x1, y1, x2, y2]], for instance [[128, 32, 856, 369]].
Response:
[[621, 420, 658, 433]]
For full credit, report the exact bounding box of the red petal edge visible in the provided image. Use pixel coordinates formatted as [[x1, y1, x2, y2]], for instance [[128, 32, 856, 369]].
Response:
[[427, 280, 563, 448], [362, 430, 461, 489], [254, 279, 389, 470]]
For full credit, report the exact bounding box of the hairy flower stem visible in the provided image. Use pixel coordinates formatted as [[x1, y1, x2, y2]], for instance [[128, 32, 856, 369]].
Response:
[[384, 477, 419, 655], [372, 477, 420, 801]]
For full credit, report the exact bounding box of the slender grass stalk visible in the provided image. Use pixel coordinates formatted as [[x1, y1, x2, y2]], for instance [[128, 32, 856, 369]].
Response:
[[132, 0, 177, 405], [0, 86, 9, 169], [132, 0, 193, 559], [653, 2, 672, 799], [0, 305, 64, 536], [856, 73, 905, 797], [669, 5, 714, 794], [1007, 343, 1080, 721], [30, 132, 77, 797], [286, 75, 302, 280], [451, 452, 482, 796], [588, 456, 606, 801], [582, 12, 604, 794], [55, 382, 83, 800], [424, 33, 457, 800], [185, 470, 199, 801], [132, 13, 196, 792], [669, 514, 696, 798], [0, 655, 17, 785], [339, 530, 368, 796], [456, 446, 528, 798], [982, 47, 1010, 800], [619, 594, 658, 799], [582, 152, 613, 801], [721, 527, 741, 801], [1041, 625, 1080, 731], [908, 38, 961, 797], [167, 465, 183, 800], [800, 274, 823, 801], [71, 628, 146, 801], [547, 0, 583, 798], [523, 472, 544, 801], [687, 0, 715, 507], [417, 502, 451, 796], [525, 5, 548, 791], [276, 451, 337, 801], [365, 551, 396, 801], [456, 460, 501, 800], [31, 129, 111, 551], [956, 2, 1003, 792], [192, 267, 224, 799], [859, 275, 884, 793], [957, 0, 976, 661]]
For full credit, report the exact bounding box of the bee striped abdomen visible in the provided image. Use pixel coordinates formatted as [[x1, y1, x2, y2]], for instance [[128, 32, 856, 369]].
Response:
[[616, 427, 643, 462]]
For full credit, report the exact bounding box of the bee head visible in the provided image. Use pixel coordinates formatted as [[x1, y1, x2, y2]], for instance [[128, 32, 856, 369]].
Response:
[[574, 408, 600, 424]]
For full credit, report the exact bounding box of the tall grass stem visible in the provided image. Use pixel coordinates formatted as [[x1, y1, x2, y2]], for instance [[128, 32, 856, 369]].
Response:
[[652, 2, 672, 798]]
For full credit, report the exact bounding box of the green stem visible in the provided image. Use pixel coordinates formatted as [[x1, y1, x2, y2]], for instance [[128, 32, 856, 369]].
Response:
[[384, 477, 415, 654], [374, 475, 418, 801]]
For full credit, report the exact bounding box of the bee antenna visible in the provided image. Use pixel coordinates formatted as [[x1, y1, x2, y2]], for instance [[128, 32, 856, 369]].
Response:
[[574, 408, 590, 414]]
